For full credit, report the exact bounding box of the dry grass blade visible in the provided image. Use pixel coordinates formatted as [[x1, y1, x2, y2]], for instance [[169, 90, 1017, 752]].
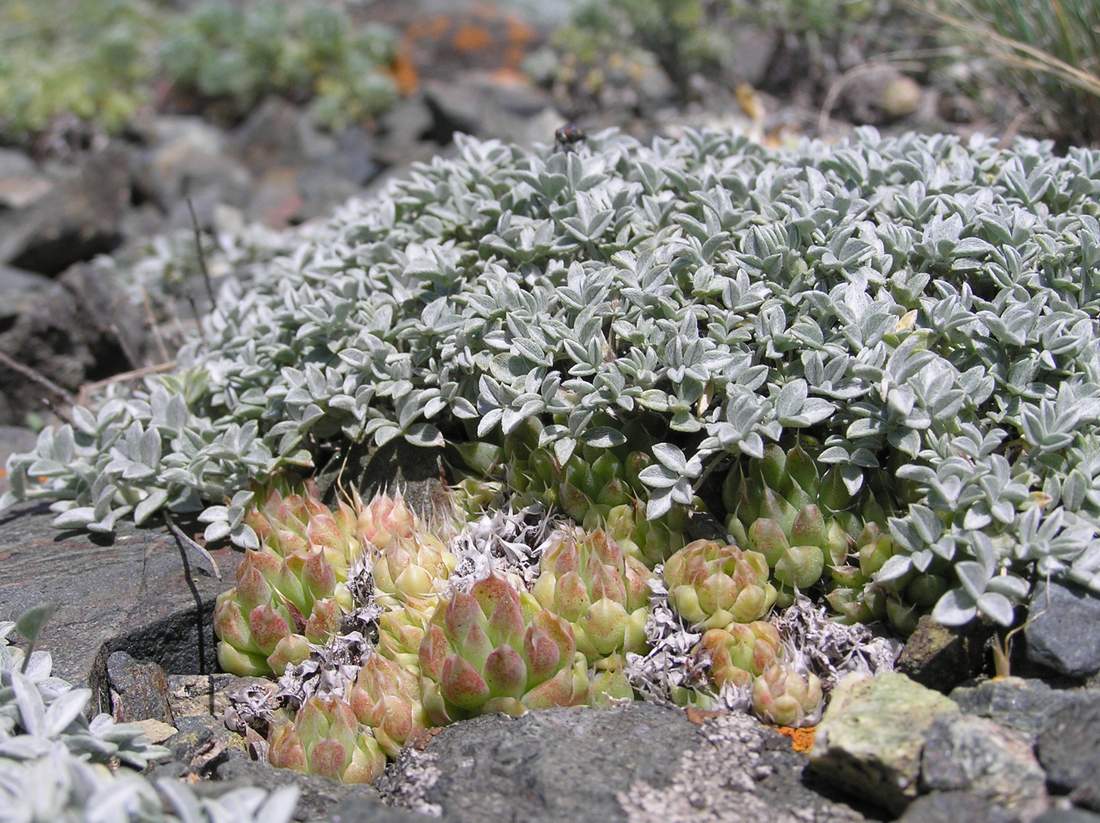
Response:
[[916, 1, 1100, 98]]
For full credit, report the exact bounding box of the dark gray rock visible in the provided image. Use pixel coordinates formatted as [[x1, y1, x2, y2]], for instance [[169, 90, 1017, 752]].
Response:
[[167, 672, 266, 721], [229, 98, 381, 226], [421, 73, 561, 148], [0, 145, 130, 275], [0, 261, 152, 426], [1035, 809, 1100, 823], [230, 98, 324, 176], [1025, 581, 1100, 678], [1075, 792, 1100, 818], [375, 702, 697, 822], [1037, 695, 1100, 812], [374, 703, 865, 823], [0, 266, 53, 327], [296, 124, 381, 221], [899, 792, 1019, 823], [375, 97, 436, 166], [920, 715, 1047, 819], [951, 678, 1090, 739], [215, 758, 424, 823], [617, 710, 866, 823], [0, 149, 52, 210], [0, 148, 36, 178], [159, 714, 249, 776], [329, 796, 440, 823], [897, 614, 991, 692], [136, 116, 252, 215], [0, 505, 242, 711], [724, 25, 780, 87], [107, 650, 175, 724]]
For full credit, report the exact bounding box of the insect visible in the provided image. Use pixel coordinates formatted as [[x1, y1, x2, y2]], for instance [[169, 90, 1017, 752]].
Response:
[[554, 122, 587, 152]]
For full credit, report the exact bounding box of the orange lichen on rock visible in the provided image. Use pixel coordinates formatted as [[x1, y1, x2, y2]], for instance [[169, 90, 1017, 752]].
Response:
[[776, 725, 816, 753], [405, 14, 451, 41], [389, 47, 420, 96], [505, 15, 536, 46], [452, 23, 492, 53], [684, 707, 728, 725]]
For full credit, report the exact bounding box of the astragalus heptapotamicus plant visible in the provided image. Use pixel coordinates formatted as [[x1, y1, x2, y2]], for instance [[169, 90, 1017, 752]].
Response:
[[4, 126, 1100, 638]]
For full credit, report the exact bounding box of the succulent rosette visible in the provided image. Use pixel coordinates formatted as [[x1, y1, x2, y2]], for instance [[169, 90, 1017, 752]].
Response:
[[697, 621, 783, 688], [351, 492, 459, 672], [456, 417, 692, 564], [355, 491, 419, 550], [826, 521, 950, 635], [355, 492, 457, 616], [418, 574, 589, 723], [604, 499, 688, 567], [214, 482, 383, 676], [750, 663, 824, 728], [268, 696, 386, 784], [247, 481, 366, 582], [532, 528, 651, 667], [214, 545, 346, 677], [723, 443, 903, 601], [662, 540, 777, 629], [348, 652, 426, 757]]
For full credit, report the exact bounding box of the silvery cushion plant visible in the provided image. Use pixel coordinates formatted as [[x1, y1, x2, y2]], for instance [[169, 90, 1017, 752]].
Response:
[[0, 612, 299, 822], [5, 128, 1100, 633], [8, 127, 1100, 629]]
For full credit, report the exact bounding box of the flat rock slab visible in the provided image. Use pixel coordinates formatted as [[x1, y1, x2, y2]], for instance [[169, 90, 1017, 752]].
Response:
[[809, 672, 960, 815], [366, 703, 866, 823], [372, 702, 699, 822], [898, 791, 1020, 823], [619, 711, 866, 823], [0, 504, 240, 709]]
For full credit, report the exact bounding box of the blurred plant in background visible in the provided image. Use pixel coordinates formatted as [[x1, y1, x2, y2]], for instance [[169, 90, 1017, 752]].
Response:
[[918, 0, 1100, 143], [0, 0, 158, 142], [0, 0, 402, 146], [536, 0, 915, 115], [159, 2, 400, 130]]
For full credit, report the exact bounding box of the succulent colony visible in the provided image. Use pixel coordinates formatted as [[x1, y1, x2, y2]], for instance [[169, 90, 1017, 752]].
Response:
[[4, 128, 1100, 784]]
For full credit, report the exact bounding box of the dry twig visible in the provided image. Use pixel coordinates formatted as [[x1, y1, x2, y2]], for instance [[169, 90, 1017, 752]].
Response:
[[76, 360, 177, 407], [186, 198, 217, 308], [0, 350, 77, 406]]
